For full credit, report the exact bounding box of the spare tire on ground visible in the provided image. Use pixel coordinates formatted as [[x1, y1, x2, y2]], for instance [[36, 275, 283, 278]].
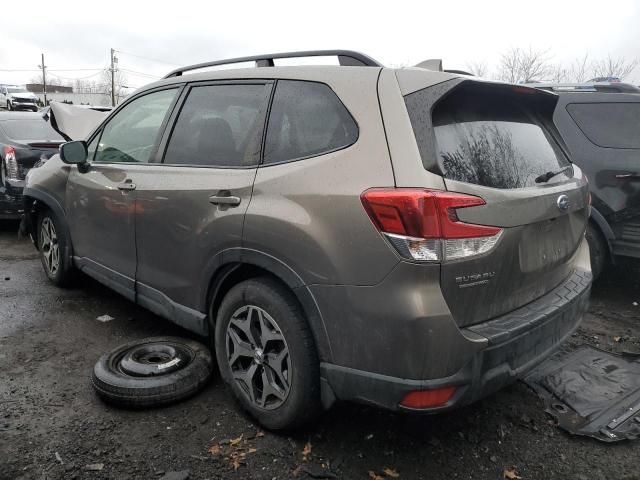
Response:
[[92, 336, 212, 408]]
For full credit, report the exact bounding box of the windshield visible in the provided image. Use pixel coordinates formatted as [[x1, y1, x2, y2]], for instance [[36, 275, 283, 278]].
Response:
[[7, 87, 28, 94], [0, 119, 65, 143]]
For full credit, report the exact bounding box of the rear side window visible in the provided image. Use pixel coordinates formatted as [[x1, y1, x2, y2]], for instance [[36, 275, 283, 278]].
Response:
[[0, 119, 65, 143], [406, 84, 568, 189], [263, 80, 358, 164], [164, 83, 270, 167], [566, 103, 640, 149]]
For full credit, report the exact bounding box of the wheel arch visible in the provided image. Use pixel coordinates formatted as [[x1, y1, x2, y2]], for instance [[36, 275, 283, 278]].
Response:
[[202, 248, 333, 363], [22, 187, 73, 254], [589, 206, 614, 261]]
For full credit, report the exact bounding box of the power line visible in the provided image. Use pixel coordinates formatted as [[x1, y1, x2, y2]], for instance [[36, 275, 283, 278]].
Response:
[[115, 49, 180, 67], [48, 70, 106, 81], [119, 68, 161, 79], [0, 68, 104, 73]]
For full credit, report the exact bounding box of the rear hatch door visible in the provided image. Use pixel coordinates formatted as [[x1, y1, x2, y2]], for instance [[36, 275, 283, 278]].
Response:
[[403, 80, 590, 327]]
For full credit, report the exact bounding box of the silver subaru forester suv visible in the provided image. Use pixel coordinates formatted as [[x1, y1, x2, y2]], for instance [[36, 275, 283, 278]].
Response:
[[22, 50, 591, 429]]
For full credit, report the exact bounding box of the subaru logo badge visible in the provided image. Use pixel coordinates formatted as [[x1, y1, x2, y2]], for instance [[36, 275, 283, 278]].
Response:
[[557, 194, 570, 212]]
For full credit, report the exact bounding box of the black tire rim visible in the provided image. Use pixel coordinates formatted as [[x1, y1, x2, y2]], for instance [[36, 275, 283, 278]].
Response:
[[225, 305, 291, 410], [116, 341, 193, 377]]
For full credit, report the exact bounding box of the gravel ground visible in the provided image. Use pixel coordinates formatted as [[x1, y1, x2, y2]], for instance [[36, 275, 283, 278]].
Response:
[[0, 219, 638, 480]]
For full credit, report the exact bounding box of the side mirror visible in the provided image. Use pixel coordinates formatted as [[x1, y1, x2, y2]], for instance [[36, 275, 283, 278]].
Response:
[[60, 141, 88, 165]]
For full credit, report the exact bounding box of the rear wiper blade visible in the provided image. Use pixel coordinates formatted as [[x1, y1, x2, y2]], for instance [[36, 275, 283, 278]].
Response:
[[535, 166, 572, 183]]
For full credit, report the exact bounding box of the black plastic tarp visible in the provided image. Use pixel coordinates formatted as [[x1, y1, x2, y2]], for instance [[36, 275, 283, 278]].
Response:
[[524, 345, 640, 442]]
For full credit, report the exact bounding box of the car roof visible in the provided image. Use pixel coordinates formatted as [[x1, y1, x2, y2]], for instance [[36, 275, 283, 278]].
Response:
[[132, 50, 464, 96]]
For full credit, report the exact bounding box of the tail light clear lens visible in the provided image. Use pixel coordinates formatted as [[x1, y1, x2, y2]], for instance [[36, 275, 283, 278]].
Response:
[[361, 188, 503, 262], [3, 146, 19, 180]]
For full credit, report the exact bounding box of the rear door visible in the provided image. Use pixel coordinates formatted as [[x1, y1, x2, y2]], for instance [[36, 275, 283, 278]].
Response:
[[133, 81, 273, 320], [399, 78, 590, 326]]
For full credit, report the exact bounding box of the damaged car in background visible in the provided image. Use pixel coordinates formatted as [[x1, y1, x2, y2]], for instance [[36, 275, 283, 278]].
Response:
[[1, 103, 109, 219], [19, 50, 592, 430], [0, 112, 65, 218]]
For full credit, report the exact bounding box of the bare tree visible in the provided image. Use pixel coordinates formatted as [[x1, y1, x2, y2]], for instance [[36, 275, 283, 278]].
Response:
[[466, 60, 489, 77], [591, 55, 639, 80], [549, 64, 569, 83], [498, 47, 553, 83], [569, 54, 591, 83], [498, 48, 521, 83], [100, 69, 129, 104]]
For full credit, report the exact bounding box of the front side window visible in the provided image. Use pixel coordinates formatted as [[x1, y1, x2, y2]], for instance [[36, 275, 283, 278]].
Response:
[[163, 83, 270, 167], [567, 102, 640, 149], [94, 88, 178, 163], [263, 80, 358, 164]]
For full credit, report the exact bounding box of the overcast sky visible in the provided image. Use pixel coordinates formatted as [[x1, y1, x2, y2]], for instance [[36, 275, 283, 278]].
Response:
[[1, 0, 639, 88]]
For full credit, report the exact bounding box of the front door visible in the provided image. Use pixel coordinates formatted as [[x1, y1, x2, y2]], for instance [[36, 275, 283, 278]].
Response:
[[132, 81, 273, 327], [65, 87, 180, 299]]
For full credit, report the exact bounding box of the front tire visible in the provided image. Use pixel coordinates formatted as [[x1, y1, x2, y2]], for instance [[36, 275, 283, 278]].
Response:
[[6, 101, 11, 111], [214, 277, 321, 430], [37, 209, 75, 286]]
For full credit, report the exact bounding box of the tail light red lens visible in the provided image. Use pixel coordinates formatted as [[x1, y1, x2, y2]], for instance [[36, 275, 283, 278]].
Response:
[[400, 387, 457, 409], [361, 189, 500, 239], [361, 188, 503, 262], [2, 146, 19, 180]]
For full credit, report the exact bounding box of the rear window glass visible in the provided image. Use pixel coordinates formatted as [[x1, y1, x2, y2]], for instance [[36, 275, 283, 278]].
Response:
[[0, 119, 65, 143], [406, 85, 568, 189], [263, 80, 358, 164], [566, 103, 640, 149]]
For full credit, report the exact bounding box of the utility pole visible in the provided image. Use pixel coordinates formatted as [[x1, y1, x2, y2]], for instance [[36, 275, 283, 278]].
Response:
[[39, 53, 47, 106], [110, 48, 117, 107]]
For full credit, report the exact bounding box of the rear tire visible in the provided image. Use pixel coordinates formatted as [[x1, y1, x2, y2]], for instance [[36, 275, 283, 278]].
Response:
[[37, 209, 75, 287], [586, 223, 608, 280], [214, 277, 321, 430]]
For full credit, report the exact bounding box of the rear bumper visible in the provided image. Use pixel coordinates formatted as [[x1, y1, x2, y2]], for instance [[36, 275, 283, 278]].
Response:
[[0, 185, 24, 219], [320, 268, 592, 412]]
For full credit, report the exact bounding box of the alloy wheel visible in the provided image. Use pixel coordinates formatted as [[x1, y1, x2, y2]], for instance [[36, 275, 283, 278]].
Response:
[[40, 217, 59, 276], [225, 305, 291, 410]]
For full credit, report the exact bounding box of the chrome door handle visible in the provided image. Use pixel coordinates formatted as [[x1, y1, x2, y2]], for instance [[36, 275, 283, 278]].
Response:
[[118, 182, 136, 191], [209, 195, 241, 206]]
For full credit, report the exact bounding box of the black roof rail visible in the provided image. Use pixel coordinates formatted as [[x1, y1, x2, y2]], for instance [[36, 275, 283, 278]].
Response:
[[524, 82, 640, 94], [164, 50, 383, 78]]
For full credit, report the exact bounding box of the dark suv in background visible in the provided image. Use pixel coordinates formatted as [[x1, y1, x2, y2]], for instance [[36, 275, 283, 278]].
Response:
[[530, 82, 640, 277], [22, 51, 591, 429]]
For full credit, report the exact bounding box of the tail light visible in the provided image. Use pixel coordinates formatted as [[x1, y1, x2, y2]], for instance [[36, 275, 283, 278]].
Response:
[[361, 188, 503, 262], [2, 146, 19, 180]]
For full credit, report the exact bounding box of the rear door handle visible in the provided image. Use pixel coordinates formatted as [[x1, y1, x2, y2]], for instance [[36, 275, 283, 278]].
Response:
[[209, 194, 241, 206], [118, 181, 136, 191]]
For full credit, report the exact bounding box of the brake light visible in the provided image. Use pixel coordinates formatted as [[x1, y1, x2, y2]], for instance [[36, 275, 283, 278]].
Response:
[[2, 146, 19, 180], [400, 387, 457, 409], [361, 188, 503, 262]]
